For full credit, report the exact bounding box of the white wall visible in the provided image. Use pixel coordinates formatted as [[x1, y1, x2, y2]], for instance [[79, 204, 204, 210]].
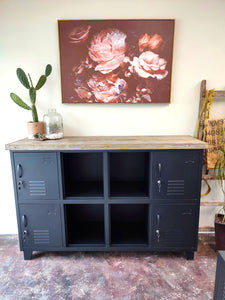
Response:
[[1, 0, 225, 233]]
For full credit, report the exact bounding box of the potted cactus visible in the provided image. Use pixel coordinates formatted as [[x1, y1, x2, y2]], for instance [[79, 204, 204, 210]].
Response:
[[10, 64, 52, 139]]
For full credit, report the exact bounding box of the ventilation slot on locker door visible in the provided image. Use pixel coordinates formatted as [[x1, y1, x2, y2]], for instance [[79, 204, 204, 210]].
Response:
[[167, 180, 184, 196], [159, 229, 184, 246], [29, 181, 47, 196], [33, 229, 50, 244]]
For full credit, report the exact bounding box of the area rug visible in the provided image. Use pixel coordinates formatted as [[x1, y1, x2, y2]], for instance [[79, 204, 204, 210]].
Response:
[[0, 234, 217, 300]]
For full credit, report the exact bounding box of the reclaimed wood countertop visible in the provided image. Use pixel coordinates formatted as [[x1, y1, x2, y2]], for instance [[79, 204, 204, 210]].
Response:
[[5, 136, 208, 151]]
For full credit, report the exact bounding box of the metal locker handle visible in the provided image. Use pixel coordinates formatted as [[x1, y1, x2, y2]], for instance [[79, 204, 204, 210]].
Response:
[[157, 163, 162, 193], [158, 163, 162, 177], [156, 214, 160, 228], [156, 214, 160, 241], [22, 215, 27, 227], [17, 164, 22, 178]]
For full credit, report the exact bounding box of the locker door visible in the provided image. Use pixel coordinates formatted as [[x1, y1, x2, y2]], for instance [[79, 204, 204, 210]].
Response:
[[19, 204, 62, 248], [151, 204, 198, 249], [152, 150, 202, 200], [14, 152, 59, 201]]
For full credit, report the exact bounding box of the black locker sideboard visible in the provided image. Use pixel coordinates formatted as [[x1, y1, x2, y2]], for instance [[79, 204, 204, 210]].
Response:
[[5, 136, 207, 260]]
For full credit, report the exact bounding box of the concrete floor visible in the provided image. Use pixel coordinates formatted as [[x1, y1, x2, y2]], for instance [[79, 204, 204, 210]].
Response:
[[0, 234, 217, 300]]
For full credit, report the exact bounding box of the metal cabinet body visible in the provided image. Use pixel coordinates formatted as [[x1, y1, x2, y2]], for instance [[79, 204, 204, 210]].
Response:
[[9, 147, 203, 260], [213, 251, 225, 300]]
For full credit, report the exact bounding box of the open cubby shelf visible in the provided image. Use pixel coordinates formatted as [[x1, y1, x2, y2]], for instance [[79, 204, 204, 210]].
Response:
[[65, 204, 105, 245], [62, 152, 104, 198], [110, 222, 148, 245], [65, 203, 149, 246], [109, 181, 148, 197], [65, 181, 103, 198], [62, 151, 149, 198], [110, 204, 148, 245], [109, 152, 149, 197]]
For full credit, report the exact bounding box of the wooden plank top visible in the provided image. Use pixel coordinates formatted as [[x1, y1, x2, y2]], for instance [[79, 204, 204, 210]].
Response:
[[5, 136, 208, 151]]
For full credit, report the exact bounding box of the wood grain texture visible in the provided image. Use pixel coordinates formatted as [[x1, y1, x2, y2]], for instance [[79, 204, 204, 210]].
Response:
[[5, 136, 208, 151], [214, 90, 225, 97], [200, 201, 223, 206]]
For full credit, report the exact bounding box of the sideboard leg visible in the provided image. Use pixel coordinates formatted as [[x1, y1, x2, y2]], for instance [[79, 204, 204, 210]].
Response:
[[186, 251, 194, 260], [23, 250, 32, 260]]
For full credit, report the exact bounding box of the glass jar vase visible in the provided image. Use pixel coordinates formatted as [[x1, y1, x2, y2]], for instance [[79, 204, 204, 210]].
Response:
[[43, 109, 63, 139]]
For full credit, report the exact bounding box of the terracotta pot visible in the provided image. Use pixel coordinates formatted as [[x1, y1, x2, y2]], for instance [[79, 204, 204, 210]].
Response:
[[215, 214, 225, 251], [27, 121, 44, 139]]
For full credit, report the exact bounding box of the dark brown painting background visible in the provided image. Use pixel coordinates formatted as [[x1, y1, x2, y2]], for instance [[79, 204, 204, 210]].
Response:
[[58, 20, 174, 104]]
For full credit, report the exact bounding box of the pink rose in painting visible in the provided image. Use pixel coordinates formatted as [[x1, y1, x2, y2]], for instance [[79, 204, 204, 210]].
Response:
[[87, 73, 127, 103], [139, 33, 165, 52], [131, 51, 168, 80], [139, 33, 151, 52], [148, 34, 165, 50], [88, 28, 127, 74], [75, 86, 92, 100], [68, 25, 91, 43]]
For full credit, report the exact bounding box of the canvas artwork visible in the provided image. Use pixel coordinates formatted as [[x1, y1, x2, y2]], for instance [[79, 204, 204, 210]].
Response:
[[58, 19, 175, 104]]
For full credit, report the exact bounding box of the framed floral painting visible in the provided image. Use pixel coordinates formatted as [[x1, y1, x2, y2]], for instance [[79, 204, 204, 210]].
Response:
[[58, 19, 175, 104]]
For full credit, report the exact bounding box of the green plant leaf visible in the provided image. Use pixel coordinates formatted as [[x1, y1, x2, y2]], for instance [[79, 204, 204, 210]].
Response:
[[35, 75, 46, 90], [218, 167, 221, 181], [31, 104, 38, 122], [45, 64, 52, 77], [29, 87, 36, 104], [215, 160, 219, 171], [10, 93, 31, 110], [221, 147, 225, 155], [16, 68, 30, 89], [222, 167, 224, 178]]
